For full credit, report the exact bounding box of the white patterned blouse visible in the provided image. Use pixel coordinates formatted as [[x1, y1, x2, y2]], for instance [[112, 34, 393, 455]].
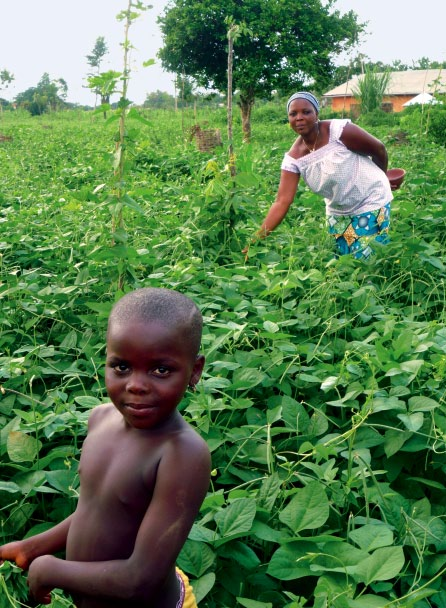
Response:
[[281, 119, 393, 217]]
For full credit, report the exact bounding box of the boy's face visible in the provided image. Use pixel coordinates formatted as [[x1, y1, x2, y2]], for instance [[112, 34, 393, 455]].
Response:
[[105, 319, 204, 430]]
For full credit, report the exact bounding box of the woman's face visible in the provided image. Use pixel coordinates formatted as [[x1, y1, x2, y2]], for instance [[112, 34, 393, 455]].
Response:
[[288, 99, 318, 136]]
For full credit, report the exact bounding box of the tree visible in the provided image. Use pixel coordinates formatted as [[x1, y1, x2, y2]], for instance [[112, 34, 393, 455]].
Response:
[[15, 73, 67, 115], [175, 73, 195, 107], [0, 69, 14, 114], [143, 90, 175, 109], [86, 36, 109, 72], [86, 36, 109, 105], [158, 0, 362, 140]]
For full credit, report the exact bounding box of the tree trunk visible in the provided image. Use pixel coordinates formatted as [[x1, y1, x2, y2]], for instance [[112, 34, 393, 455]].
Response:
[[238, 94, 254, 143], [227, 31, 236, 178]]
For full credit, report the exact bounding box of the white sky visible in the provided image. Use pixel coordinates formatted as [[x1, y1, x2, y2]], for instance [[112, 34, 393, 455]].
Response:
[[0, 0, 445, 106]]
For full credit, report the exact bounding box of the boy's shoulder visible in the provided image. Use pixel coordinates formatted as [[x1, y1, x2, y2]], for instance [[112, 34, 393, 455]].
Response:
[[167, 416, 210, 459], [158, 418, 211, 483], [87, 402, 115, 426]]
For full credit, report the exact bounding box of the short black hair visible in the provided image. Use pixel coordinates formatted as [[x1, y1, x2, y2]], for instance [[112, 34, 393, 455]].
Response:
[[108, 288, 203, 356]]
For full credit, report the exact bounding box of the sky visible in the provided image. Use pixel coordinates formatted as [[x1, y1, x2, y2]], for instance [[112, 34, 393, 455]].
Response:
[[0, 0, 445, 107]]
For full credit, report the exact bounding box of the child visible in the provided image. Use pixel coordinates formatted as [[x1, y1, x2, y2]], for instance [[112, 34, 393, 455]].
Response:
[[0, 287, 211, 608]]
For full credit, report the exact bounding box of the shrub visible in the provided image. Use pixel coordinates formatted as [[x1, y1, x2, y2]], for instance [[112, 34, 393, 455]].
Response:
[[353, 67, 391, 114], [427, 107, 446, 146]]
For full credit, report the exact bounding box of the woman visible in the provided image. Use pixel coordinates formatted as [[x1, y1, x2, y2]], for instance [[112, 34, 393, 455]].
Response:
[[246, 91, 402, 259]]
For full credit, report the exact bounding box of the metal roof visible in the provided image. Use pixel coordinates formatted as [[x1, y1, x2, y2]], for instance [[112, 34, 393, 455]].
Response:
[[324, 69, 446, 98]]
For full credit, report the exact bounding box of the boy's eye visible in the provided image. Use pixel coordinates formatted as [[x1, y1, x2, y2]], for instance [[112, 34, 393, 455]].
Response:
[[153, 366, 171, 377], [113, 363, 130, 374]]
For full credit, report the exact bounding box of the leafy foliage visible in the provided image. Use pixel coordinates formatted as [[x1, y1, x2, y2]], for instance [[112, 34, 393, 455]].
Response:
[[158, 0, 362, 139], [14, 73, 68, 115], [1, 103, 446, 608], [352, 67, 391, 114]]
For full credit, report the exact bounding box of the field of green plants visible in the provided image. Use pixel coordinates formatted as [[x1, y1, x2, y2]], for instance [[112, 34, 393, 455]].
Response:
[[1, 102, 446, 608]]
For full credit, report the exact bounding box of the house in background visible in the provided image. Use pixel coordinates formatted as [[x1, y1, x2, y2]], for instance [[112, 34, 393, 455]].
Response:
[[323, 69, 446, 114]]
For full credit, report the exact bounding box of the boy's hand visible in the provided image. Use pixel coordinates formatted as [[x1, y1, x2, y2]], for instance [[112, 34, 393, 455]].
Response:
[[27, 556, 53, 605], [0, 541, 32, 570]]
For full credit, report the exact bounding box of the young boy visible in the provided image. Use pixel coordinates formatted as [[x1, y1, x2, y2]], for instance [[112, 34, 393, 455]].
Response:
[[0, 287, 211, 608]]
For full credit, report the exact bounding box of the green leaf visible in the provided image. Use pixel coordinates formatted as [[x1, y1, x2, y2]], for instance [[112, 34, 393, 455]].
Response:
[[371, 396, 406, 413], [230, 368, 267, 390], [393, 330, 413, 358], [214, 498, 256, 539], [257, 472, 282, 511], [347, 594, 389, 608], [191, 572, 215, 604], [281, 398, 310, 433], [177, 539, 215, 577], [234, 172, 260, 188], [267, 541, 317, 580], [397, 412, 424, 431], [279, 481, 329, 533], [218, 541, 261, 570], [310, 541, 367, 572], [0, 481, 21, 494], [7, 431, 41, 462], [352, 546, 405, 585], [13, 470, 46, 493], [321, 376, 339, 392], [263, 320, 280, 333], [74, 396, 103, 408], [400, 359, 424, 378], [349, 525, 393, 551], [407, 477, 446, 491], [408, 395, 440, 411], [237, 598, 272, 608], [251, 520, 285, 544], [122, 193, 144, 214], [45, 469, 77, 494], [59, 329, 78, 350], [383, 429, 411, 458]]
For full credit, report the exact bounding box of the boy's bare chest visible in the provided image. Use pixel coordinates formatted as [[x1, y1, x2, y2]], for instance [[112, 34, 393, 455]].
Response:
[[78, 424, 162, 506]]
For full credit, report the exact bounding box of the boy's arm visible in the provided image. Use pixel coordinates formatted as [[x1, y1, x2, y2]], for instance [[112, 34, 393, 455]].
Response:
[[27, 434, 211, 603], [0, 515, 73, 570]]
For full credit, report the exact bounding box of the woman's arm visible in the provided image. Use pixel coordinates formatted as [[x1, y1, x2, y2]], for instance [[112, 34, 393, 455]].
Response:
[[340, 122, 388, 172], [244, 170, 299, 252]]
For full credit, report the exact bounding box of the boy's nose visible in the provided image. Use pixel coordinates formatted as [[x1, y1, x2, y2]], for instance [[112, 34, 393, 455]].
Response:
[[126, 373, 149, 393]]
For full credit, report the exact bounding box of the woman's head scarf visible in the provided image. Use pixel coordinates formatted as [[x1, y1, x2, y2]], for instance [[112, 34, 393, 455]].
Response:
[[286, 92, 320, 114]]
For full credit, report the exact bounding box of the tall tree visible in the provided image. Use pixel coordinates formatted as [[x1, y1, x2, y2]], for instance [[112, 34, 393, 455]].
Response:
[[86, 36, 109, 105], [86, 36, 109, 72], [158, 0, 362, 140]]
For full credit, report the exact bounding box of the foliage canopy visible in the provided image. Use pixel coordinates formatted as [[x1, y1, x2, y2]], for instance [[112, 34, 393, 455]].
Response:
[[158, 0, 362, 137], [14, 72, 67, 115]]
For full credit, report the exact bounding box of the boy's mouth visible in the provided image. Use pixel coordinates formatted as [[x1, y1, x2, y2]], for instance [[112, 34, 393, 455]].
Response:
[[125, 402, 156, 412]]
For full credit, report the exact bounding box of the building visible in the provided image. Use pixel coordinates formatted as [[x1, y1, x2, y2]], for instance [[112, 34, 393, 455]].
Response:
[[323, 69, 446, 114]]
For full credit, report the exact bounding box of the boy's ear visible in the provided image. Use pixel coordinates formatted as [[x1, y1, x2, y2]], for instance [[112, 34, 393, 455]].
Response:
[[190, 355, 205, 386]]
